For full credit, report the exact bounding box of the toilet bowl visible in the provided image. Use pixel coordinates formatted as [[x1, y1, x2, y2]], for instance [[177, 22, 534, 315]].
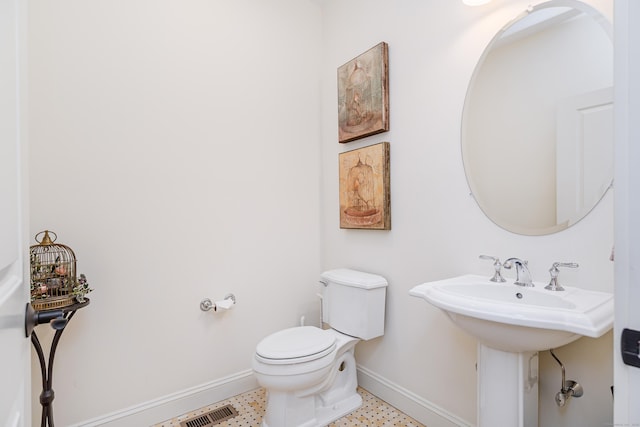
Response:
[[252, 269, 388, 427], [253, 326, 361, 427]]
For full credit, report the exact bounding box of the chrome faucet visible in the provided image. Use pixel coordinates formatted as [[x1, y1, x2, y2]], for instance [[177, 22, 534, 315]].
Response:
[[503, 258, 534, 287]]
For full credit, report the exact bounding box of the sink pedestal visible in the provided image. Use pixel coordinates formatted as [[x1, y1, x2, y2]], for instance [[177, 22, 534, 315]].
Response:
[[477, 344, 538, 427]]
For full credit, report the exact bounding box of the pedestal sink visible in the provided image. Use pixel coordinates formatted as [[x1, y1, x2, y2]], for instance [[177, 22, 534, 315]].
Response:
[[409, 274, 613, 427]]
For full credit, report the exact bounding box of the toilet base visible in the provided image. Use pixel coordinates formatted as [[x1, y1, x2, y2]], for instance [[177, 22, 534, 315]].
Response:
[[314, 391, 362, 427], [261, 389, 362, 427]]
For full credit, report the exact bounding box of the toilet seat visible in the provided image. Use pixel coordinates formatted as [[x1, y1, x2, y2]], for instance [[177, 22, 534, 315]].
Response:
[[255, 326, 336, 365]]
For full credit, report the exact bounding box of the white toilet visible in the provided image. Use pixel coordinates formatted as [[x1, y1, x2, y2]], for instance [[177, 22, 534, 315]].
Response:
[[252, 268, 388, 427]]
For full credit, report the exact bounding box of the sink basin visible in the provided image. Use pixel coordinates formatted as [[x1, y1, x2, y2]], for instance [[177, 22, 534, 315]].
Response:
[[409, 274, 613, 352]]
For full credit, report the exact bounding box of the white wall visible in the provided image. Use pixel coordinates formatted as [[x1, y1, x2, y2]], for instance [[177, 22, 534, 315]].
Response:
[[27, 1, 322, 425], [27, 0, 615, 426], [319, 0, 613, 426]]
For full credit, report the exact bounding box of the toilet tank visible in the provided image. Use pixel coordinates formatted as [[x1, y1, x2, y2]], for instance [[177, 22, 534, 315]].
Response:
[[320, 269, 387, 340]]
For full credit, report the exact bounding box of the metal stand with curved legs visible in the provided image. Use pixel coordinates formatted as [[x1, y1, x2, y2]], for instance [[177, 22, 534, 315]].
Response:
[[26, 299, 89, 427]]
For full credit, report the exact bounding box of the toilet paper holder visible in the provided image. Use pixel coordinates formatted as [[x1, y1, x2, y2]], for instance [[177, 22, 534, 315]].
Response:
[[200, 293, 236, 312]]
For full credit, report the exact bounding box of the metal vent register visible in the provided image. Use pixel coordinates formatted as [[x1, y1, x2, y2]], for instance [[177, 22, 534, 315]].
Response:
[[179, 405, 238, 427]]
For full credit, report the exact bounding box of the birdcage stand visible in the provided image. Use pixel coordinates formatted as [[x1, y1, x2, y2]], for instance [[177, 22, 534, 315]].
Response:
[[27, 299, 90, 427]]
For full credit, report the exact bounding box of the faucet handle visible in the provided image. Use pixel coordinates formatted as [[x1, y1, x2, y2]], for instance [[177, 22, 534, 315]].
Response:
[[479, 255, 506, 282], [545, 262, 579, 291]]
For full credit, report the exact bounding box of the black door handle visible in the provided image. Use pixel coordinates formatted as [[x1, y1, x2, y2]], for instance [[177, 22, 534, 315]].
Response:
[[621, 328, 640, 368]]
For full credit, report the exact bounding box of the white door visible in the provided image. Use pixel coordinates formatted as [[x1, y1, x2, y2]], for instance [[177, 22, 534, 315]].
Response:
[[0, 0, 29, 426], [556, 87, 613, 226], [614, 0, 640, 424]]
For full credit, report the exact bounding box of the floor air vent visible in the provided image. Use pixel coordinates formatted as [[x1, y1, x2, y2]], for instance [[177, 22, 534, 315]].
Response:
[[179, 404, 239, 427]]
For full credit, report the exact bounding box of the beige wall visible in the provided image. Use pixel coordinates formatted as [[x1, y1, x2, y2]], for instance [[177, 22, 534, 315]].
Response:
[[28, 0, 615, 426], [28, 0, 323, 424], [319, 0, 613, 426]]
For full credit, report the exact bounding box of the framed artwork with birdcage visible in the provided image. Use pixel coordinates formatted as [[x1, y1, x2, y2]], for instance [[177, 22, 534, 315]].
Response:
[[339, 142, 390, 230], [337, 42, 389, 143]]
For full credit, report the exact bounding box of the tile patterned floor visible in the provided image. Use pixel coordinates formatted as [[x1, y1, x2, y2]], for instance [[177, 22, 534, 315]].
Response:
[[152, 387, 426, 427]]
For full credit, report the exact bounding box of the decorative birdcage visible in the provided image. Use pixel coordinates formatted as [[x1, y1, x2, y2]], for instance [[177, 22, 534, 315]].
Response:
[[30, 230, 89, 311]]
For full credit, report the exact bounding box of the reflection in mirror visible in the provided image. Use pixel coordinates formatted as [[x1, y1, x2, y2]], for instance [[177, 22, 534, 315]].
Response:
[[462, 1, 613, 235]]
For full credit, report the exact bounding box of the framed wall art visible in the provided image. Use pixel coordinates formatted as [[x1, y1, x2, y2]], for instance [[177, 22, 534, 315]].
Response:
[[337, 42, 389, 143], [339, 142, 390, 230]]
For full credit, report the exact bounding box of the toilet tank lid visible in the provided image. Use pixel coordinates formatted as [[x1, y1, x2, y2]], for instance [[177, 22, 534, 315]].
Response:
[[320, 269, 388, 289]]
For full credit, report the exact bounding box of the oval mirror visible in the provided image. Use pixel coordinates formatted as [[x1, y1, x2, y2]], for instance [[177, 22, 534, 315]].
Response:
[[462, 1, 613, 235]]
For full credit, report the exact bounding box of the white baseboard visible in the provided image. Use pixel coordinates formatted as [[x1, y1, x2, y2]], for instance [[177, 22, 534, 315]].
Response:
[[71, 365, 472, 427], [71, 370, 259, 427], [356, 365, 474, 427]]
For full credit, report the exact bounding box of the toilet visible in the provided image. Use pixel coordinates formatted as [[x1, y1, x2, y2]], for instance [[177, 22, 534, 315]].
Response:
[[252, 268, 388, 427]]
